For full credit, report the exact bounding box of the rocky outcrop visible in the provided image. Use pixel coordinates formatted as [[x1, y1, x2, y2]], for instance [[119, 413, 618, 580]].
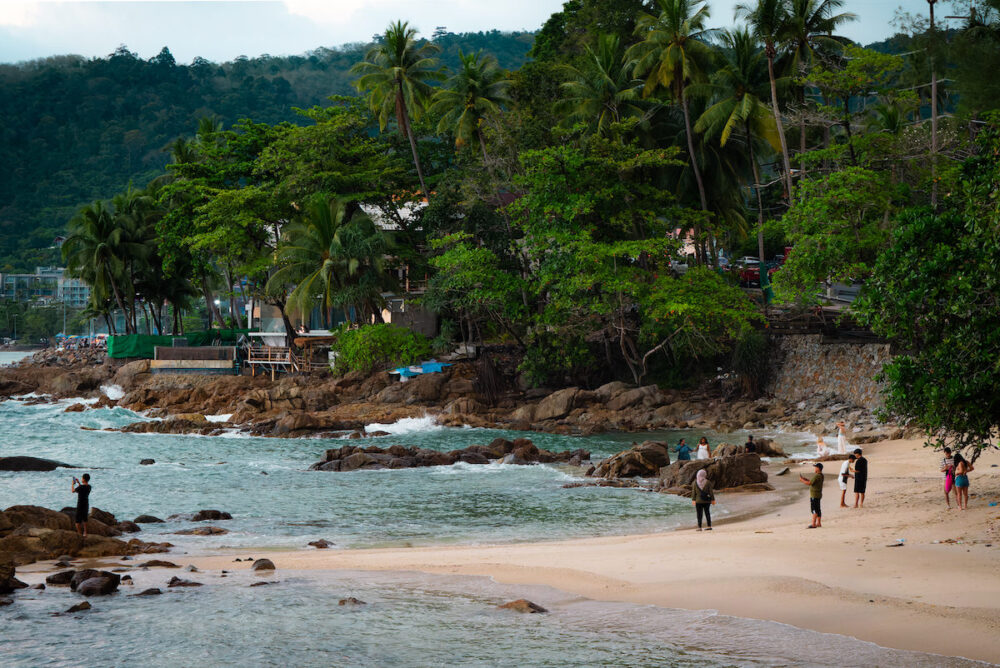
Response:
[[0, 505, 171, 566], [534, 388, 578, 421], [658, 454, 768, 491], [310, 438, 589, 472], [0, 561, 28, 594], [0, 457, 75, 471], [589, 441, 671, 478]]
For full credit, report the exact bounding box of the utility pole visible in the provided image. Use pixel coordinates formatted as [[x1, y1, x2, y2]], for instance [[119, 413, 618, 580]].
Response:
[[928, 0, 938, 209]]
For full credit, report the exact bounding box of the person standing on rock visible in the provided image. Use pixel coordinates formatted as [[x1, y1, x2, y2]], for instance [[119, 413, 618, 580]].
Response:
[[691, 469, 715, 531], [852, 449, 867, 508], [744, 434, 756, 454], [696, 437, 712, 460], [675, 439, 692, 461], [71, 473, 91, 537], [838, 454, 855, 508], [800, 463, 824, 528]]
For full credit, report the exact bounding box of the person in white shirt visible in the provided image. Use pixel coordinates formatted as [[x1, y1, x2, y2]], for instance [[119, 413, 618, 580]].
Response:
[[838, 453, 856, 507], [836, 421, 850, 454]]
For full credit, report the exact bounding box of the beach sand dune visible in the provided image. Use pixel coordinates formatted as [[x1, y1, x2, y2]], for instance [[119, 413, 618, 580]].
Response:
[[161, 438, 1000, 663]]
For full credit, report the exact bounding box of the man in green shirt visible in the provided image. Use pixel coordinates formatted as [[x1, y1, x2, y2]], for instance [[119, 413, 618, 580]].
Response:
[[799, 463, 824, 528]]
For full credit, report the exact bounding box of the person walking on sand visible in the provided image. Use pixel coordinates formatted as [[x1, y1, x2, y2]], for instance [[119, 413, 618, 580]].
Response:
[[691, 469, 715, 531], [800, 463, 824, 528], [836, 421, 850, 454], [852, 448, 868, 508], [675, 438, 693, 461], [696, 437, 711, 460], [838, 453, 855, 508], [71, 473, 91, 537], [953, 453, 974, 510], [941, 447, 956, 509]]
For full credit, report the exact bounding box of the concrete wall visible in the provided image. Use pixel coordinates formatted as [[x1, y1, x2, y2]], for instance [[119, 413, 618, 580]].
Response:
[[766, 334, 891, 409]]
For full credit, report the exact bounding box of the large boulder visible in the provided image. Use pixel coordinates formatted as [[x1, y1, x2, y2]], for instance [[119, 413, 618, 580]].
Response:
[[659, 453, 768, 491], [0, 561, 28, 594], [0, 457, 74, 472], [606, 385, 664, 412], [77, 574, 121, 597], [89, 508, 117, 527], [0, 527, 170, 566], [591, 441, 671, 478], [534, 388, 579, 421]]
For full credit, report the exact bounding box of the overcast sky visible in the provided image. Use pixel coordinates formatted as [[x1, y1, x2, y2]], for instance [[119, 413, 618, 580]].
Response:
[[0, 0, 918, 65]]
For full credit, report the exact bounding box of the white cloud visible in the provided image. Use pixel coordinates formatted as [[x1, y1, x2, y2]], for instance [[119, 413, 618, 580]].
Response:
[[0, 1, 41, 27], [282, 0, 370, 26]]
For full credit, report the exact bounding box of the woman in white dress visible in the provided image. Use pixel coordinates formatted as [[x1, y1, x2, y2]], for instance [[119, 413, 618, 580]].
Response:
[[696, 437, 712, 460], [836, 421, 849, 454]]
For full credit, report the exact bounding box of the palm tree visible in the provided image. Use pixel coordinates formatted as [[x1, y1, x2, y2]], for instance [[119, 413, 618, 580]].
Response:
[[781, 0, 857, 174], [267, 198, 394, 327], [694, 28, 781, 268], [352, 21, 442, 201], [735, 0, 795, 200], [628, 0, 716, 217], [430, 50, 511, 162], [62, 201, 132, 332], [555, 34, 654, 138]]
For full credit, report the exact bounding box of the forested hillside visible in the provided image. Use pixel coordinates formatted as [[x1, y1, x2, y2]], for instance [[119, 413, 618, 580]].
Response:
[[0, 30, 535, 271]]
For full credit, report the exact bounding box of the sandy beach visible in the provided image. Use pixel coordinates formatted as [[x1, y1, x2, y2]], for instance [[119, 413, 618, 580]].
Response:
[[180, 437, 1000, 664]]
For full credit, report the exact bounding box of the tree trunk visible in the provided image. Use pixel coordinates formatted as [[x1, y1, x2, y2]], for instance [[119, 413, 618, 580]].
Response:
[[798, 82, 807, 180], [746, 120, 766, 268], [397, 89, 430, 201], [766, 47, 794, 201], [200, 274, 224, 328], [680, 90, 708, 266], [107, 270, 131, 334]]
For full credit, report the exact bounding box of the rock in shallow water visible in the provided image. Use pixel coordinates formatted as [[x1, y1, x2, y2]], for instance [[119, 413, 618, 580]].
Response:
[[77, 576, 120, 596], [0, 456, 75, 471], [133, 588, 162, 596], [308, 539, 333, 549], [167, 576, 202, 588], [338, 597, 366, 606], [133, 515, 164, 524], [251, 559, 275, 571], [174, 526, 229, 536], [65, 601, 91, 613], [498, 599, 547, 614]]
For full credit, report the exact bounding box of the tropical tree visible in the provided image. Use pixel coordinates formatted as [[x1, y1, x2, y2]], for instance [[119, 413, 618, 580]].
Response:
[[352, 21, 442, 200], [430, 50, 511, 161], [694, 28, 780, 267], [628, 0, 716, 215], [62, 201, 132, 332], [781, 0, 856, 172], [735, 0, 795, 200], [555, 34, 653, 138], [268, 197, 394, 327]]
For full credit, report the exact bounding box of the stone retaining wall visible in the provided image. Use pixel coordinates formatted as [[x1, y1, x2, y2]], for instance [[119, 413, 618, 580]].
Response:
[[766, 334, 891, 409]]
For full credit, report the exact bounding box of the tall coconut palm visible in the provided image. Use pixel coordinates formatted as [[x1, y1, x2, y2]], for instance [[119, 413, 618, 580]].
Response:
[[781, 0, 856, 174], [430, 50, 511, 161], [694, 28, 781, 268], [352, 21, 442, 201], [555, 34, 654, 138], [735, 0, 795, 200], [267, 198, 394, 327], [627, 0, 716, 217], [63, 201, 132, 332]]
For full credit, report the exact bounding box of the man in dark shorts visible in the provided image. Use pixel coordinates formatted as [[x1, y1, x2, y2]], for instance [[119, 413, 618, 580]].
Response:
[[744, 434, 756, 453], [799, 463, 824, 528], [71, 473, 91, 536], [852, 448, 868, 508]]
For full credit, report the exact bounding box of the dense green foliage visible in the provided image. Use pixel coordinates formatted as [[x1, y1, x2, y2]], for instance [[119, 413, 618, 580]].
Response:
[[856, 117, 1000, 461], [330, 323, 432, 374], [0, 31, 534, 271]]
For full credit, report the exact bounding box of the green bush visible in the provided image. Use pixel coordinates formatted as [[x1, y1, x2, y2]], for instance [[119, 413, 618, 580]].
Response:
[[331, 324, 432, 375]]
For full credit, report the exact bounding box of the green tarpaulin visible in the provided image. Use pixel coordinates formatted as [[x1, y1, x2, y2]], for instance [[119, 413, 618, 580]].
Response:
[[107, 329, 254, 359]]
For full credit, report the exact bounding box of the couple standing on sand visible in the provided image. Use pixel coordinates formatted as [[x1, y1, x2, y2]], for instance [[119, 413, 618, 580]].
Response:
[[800, 448, 868, 528], [941, 447, 975, 510]]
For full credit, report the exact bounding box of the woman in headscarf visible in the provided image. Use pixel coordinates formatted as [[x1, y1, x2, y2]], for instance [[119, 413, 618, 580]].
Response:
[[691, 469, 716, 531]]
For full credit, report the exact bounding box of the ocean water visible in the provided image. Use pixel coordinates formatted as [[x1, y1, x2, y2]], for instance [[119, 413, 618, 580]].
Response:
[[3, 396, 963, 668], [0, 351, 33, 366]]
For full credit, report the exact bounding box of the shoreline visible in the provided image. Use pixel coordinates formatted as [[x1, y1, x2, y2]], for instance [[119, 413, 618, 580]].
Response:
[[154, 437, 1000, 664]]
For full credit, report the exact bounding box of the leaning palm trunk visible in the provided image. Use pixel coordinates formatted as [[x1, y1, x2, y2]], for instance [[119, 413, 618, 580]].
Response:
[[766, 51, 794, 201], [681, 91, 709, 264], [397, 88, 429, 201]]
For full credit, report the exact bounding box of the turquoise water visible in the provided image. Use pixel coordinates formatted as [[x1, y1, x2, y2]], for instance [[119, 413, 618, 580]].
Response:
[[4, 396, 967, 667], [2, 569, 985, 667]]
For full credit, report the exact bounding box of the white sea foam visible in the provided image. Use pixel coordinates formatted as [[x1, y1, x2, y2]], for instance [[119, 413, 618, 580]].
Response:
[[364, 415, 441, 435], [101, 384, 125, 400], [206, 413, 233, 423]]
